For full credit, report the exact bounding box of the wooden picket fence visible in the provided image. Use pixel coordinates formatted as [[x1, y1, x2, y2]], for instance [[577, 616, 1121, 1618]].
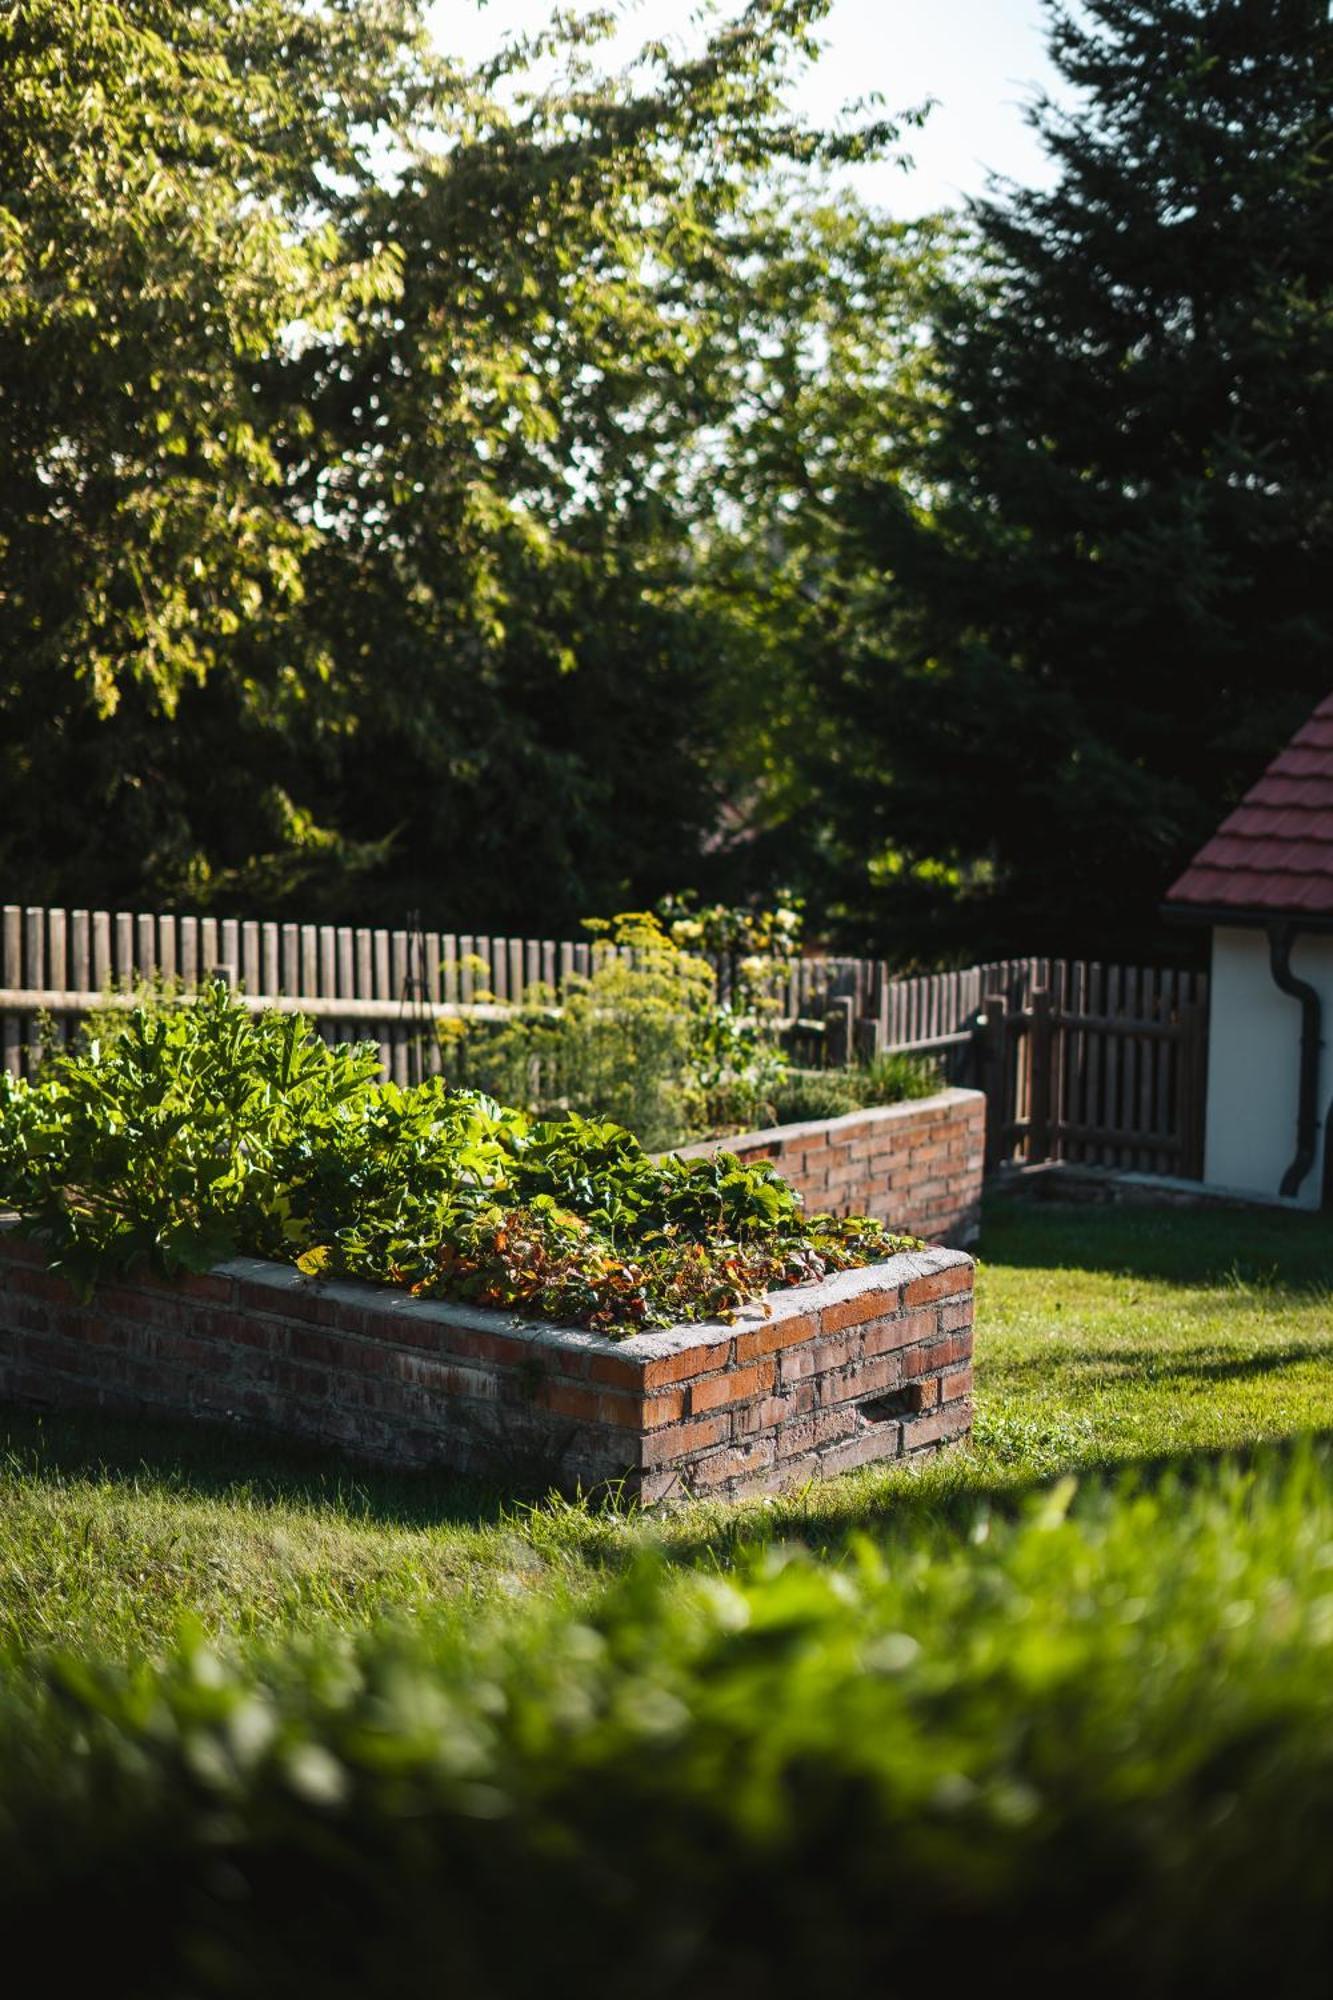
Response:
[[0, 904, 1209, 1178], [851, 954, 1210, 1177], [0, 902, 865, 1087]]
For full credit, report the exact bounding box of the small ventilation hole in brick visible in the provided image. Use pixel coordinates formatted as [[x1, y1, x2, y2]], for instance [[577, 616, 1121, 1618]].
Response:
[[859, 1388, 921, 1424]]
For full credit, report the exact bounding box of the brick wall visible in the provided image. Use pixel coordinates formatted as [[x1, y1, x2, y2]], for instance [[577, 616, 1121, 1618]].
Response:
[[0, 1228, 973, 1504], [672, 1087, 985, 1248]]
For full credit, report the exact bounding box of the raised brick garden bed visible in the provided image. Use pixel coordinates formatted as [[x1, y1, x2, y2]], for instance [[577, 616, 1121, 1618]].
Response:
[[672, 1086, 985, 1248], [0, 1227, 974, 1503]]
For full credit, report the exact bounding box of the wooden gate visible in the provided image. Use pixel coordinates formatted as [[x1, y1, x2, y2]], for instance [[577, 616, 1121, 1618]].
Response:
[[976, 962, 1209, 1178]]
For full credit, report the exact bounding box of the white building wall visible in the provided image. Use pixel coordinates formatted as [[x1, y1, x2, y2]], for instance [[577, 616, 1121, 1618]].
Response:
[[1204, 925, 1333, 1207]]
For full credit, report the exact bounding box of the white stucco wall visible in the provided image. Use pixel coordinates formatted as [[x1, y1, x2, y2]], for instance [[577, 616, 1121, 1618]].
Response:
[[1204, 925, 1333, 1207]]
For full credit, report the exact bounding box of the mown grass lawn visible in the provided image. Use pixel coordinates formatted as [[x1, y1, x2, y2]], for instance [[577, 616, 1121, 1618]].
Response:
[[2, 1191, 1331, 1661]]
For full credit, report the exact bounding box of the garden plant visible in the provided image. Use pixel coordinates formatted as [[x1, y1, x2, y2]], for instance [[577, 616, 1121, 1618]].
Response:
[[437, 902, 940, 1151], [0, 981, 907, 1334]]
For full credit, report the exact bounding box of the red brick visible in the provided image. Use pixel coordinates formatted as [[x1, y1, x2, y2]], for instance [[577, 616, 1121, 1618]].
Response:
[[813, 1332, 863, 1373], [768, 1412, 815, 1455], [0, 1365, 55, 1402], [689, 1359, 775, 1414], [738, 1452, 822, 1496], [640, 1413, 731, 1467], [18, 1334, 79, 1371], [399, 1361, 500, 1406], [235, 1387, 279, 1423], [641, 1343, 731, 1391], [636, 1464, 691, 1506], [733, 1383, 817, 1435], [910, 1332, 971, 1374], [819, 1287, 901, 1335], [941, 1366, 973, 1402], [151, 1331, 233, 1375], [173, 1271, 235, 1304], [902, 1268, 971, 1309], [816, 1352, 904, 1407], [540, 1381, 640, 1429], [901, 1396, 973, 1454], [423, 1324, 541, 1372], [587, 1351, 647, 1391], [532, 1378, 599, 1422], [6, 1299, 49, 1334], [684, 1437, 777, 1491], [862, 1307, 936, 1357], [7, 1266, 78, 1304], [2, 1160, 977, 1497], [290, 1327, 361, 1370], [765, 1407, 848, 1458], [778, 1344, 817, 1385], [817, 1428, 903, 1478], [0, 1235, 45, 1267], [734, 1312, 818, 1363], [938, 1298, 973, 1333], [197, 1308, 285, 1351], [816, 1408, 861, 1449], [272, 1360, 331, 1400]]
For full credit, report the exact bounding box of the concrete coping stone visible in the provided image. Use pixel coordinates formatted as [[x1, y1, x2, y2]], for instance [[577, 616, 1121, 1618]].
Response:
[[667, 1086, 985, 1159], [225, 1242, 972, 1365], [0, 1215, 969, 1370]]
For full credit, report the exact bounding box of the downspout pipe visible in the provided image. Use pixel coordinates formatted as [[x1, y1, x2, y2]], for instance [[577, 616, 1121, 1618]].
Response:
[[1267, 922, 1323, 1199]]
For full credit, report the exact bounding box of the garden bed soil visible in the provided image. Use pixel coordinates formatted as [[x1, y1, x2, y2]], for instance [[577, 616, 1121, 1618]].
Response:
[[0, 1225, 973, 1503]]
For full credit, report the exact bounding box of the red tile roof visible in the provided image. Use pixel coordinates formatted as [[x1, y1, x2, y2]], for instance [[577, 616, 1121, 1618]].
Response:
[[1166, 694, 1333, 917]]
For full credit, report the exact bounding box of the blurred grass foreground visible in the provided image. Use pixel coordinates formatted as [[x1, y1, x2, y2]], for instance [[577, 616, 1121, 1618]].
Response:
[[0, 1196, 1331, 1993]]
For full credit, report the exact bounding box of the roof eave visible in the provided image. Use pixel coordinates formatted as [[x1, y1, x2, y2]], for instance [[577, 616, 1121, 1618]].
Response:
[[1161, 901, 1333, 933]]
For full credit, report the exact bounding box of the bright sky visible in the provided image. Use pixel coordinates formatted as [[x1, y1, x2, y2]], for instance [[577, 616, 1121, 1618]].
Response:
[[427, 0, 1066, 214]]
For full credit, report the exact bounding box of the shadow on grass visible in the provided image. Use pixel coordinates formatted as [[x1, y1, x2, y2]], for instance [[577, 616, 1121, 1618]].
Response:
[[981, 1188, 1333, 1294], [4, 1395, 1333, 1584], [1045, 1337, 1333, 1386], [652, 1425, 1333, 1572], [0, 1399, 524, 1532]]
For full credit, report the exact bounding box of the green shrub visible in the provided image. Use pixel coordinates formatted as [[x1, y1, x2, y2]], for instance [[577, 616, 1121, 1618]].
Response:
[[439, 909, 794, 1149], [771, 1068, 865, 1123], [0, 982, 904, 1332], [3, 1448, 1332, 1996], [859, 1049, 943, 1103], [438, 905, 945, 1150], [772, 1052, 941, 1126]]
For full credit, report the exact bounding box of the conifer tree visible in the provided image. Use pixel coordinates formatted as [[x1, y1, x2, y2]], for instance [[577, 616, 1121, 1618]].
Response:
[[816, 0, 1333, 960]]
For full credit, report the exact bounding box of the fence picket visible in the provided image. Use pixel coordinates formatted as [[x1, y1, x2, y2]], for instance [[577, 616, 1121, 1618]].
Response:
[[0, 902, 1211, 1175], [242, 921, 261, 999], [157, 913, 176, 990], [2, 908, 21, 1076]]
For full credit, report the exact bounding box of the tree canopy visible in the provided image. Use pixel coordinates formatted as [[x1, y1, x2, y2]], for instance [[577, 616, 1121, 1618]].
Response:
[[0, 0, 922, 929], [1, 0, 1327, 962], [800, 0, 1333, 960]]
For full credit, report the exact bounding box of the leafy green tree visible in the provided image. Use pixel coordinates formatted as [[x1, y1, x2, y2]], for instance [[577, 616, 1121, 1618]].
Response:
[[806, 0, 1333, 962], [254, 2, 914, 929], [0, 0, 421, 713], [0, 0, 426, 901], [0, 0, 923, 931], [682, 195, 954, 905]]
